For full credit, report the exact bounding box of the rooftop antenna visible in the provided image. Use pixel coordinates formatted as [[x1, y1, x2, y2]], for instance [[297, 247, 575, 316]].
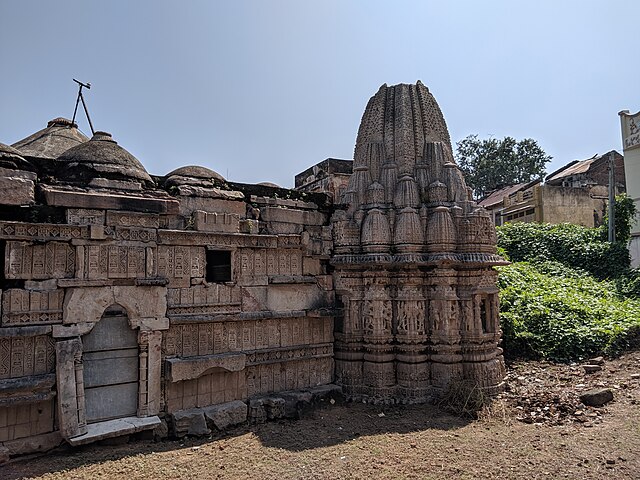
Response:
[[71, 78, 95, 136]]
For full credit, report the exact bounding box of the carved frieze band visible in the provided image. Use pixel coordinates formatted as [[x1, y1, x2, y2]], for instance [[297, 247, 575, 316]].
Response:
[[0, 222, 90, 240], [163, 317, 333, 358], [238, 248, 303, 278], [0, 335, 55, 379], [5, 242, 75, 279], [2, 289, 64, 325], [158, 230, 279, 248]]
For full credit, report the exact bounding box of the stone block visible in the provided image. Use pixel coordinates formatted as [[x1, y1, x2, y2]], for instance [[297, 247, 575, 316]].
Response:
[[67, 416, 161, 446], [193, 211, 240, 233], [203, 400, 247, 430], [177, 195, 245, 217], [302, 257, 323, 275], [266, 284, 325, 311], [176, 185, 244, 200], [260, 206, 325, 225], [580, 388, 614, 407], [241, 286, 268, 311], [66, 208, 105, 225], [172, 409, 210, 437], [40, 185, 179, 214], [89, 178, 142, 190], [264, 222, 304, 234], [239, 219, 259, 233], [0, 445, 9, 465], [24, 279, 58, 292], [166, 353, 246, 382], [0, 174, 35, 206]]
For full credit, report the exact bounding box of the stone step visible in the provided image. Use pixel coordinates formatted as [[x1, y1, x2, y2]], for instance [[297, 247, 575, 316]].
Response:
[[67, 416, 160, 446]]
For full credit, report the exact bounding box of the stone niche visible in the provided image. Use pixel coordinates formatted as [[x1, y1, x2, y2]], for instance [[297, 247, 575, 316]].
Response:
[[53, 285, 167, 443], [331, 81, 507, 404]]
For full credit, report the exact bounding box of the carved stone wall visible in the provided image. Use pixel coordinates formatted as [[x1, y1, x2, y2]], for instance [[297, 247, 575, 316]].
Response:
[[331, 82, 506, 403]]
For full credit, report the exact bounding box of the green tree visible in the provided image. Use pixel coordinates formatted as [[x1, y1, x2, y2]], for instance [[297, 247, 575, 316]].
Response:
[[601, 193, 638, 245], [455, 135, 552, 199]]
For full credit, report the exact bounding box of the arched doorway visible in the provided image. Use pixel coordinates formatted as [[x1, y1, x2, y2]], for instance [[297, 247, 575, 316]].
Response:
[[82, 305, 139, 423]]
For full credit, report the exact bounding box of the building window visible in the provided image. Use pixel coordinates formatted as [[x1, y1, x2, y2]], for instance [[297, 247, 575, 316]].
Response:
[[206, 250, 232, 283]]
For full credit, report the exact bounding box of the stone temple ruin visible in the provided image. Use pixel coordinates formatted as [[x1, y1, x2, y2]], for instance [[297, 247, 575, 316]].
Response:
[[0, 82, 505, 460]]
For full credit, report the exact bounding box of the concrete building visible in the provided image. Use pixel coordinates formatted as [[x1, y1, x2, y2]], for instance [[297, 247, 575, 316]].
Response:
[[479, 151, 625, 228]]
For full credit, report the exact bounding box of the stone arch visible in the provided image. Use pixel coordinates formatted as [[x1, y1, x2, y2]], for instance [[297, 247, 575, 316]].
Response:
[[56, 285, 168, 443], [63, 285, 167, 326]]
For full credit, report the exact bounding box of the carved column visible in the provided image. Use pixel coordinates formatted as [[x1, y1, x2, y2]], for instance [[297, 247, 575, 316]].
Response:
[[55, 338, 88, 439], [394, 276, 429, 403]]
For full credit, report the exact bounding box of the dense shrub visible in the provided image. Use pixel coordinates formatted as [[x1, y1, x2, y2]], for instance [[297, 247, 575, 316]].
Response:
[[497, 261, 640, 361], [497, 222, 629, 279]]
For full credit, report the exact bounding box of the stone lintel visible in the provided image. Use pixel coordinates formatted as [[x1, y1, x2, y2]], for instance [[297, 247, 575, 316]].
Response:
[[176, 185, 245, 200], [0, 325, 52, 337], [250, 195, 319, 210], [166, 352, 246, 382], [67, 416, 161, 446], [52, 323, 95, 338], [268, 275, 316, 284], [0, 373, 55, 397], [307, 307, 340, 318], [57, 279, 115, 288], [24, 279, 58, 291], [40, 185, 180, 214]]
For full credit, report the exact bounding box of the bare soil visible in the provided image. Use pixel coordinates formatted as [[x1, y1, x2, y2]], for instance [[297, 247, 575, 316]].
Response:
[[3, 351, 640, 480]]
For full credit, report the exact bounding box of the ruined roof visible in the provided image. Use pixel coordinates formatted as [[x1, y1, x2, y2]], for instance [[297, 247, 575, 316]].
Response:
[[56, 131, 153, 187], [546, 157, 595, 183], [257, 182, 280, 188], [0, 142, 35, 171], [12, 117, 89, 159], [478, 184, 527, 208]]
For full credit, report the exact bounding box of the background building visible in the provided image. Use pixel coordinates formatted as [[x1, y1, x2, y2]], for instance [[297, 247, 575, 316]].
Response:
[[620, 110, 640, 267]]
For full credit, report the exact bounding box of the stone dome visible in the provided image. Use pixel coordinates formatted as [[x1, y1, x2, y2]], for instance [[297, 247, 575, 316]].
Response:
[[56, 131, 153, 187], [12, 117, 89, 160], [164, 165, 225, 188], [0, 142, 34, 171], [257, 182, 280, 188]]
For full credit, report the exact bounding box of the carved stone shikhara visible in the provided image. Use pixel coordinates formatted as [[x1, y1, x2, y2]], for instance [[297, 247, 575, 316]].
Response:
[[0, 82, 505, 458], [331, 82, 506, 403]]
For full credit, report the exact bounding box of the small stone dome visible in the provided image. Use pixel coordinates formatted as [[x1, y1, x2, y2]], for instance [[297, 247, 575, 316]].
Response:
[[164, 165, 225, 188], [56, 131, 153, 187], [12, 117, 89, 160], [0, 142, 34, 171], [257, 182, 280, 188]]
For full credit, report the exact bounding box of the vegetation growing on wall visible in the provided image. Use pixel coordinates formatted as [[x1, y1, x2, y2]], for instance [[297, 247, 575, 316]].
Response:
[[496, 221, 640, 361], [497, 222, 629, 280]]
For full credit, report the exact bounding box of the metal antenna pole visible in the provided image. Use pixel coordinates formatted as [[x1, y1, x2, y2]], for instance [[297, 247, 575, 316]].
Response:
[[79, 90, 95, 135], [71, 83, 82, 125], [71, 79, 94, 135], [608, 152, 616, 243]]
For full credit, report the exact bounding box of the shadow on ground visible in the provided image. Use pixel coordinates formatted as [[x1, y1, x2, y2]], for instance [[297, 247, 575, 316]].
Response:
[[2, 402, 471, 479]]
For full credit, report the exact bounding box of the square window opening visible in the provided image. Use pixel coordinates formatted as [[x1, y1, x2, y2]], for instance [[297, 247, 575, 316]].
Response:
[[206, 250, 232, 283]]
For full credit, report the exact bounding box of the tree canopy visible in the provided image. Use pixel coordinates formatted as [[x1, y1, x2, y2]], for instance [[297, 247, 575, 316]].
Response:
[[455, 135, 552, 199]]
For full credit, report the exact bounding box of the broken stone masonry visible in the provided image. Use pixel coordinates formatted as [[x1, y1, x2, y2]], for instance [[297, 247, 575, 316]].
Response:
[[0, 82, 505, 460]]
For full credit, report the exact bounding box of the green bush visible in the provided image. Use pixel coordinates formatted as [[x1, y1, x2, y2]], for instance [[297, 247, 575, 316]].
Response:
[[497, 222, 629, 279], [497, 261, 640, 361]]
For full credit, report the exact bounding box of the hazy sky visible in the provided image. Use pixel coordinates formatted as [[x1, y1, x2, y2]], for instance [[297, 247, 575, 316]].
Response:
[[1, 1, 638, 187]]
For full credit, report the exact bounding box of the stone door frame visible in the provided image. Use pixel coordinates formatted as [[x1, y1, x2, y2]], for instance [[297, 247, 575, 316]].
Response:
[[53, 286, 168, 440]]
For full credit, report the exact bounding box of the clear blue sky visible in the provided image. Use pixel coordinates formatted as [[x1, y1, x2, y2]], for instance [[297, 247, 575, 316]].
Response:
[[1, 0, 638, 187]]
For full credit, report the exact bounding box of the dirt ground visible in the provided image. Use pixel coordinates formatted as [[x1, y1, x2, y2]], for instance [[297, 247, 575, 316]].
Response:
[[3, 351, 640, 480]]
